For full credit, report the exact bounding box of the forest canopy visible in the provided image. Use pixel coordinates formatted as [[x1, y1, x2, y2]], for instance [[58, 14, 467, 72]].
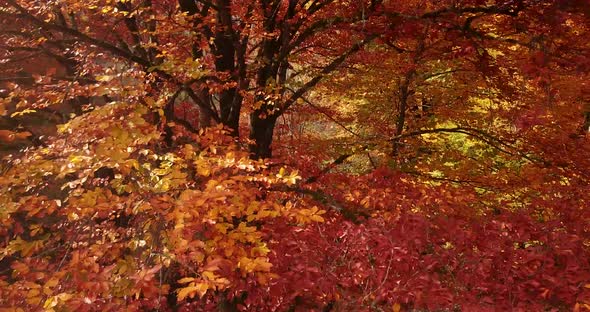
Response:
[[1, 0, 590, 311]]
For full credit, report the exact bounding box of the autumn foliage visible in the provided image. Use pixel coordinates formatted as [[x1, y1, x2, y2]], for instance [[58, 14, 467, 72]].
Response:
[[1, 0, 590, 311]]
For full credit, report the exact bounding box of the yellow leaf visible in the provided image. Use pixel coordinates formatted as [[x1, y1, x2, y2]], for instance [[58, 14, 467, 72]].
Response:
[[202, 271, 217, 280], [177, 283, 209, 301], [310, 215, 325, 222], [25, 296, 41, 305], [57, 293, 72, 301], [251, 244, 270, 257], [44, 278, 59, 289], [177, 277, 195, 284], [393, 303, 401, 312], [196, 164, 211, 177], [177, 285, 198, 301], [195, 282, 209, 297], [43, 297, 58, 309], [95, 75, 113, 82], [10, 109, 36, 118], [27, 288, 40, 298]]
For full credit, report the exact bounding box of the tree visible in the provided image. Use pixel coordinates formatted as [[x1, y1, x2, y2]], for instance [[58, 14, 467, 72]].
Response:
[[2, 0, 590, 311], [1, 0, 385, 158]]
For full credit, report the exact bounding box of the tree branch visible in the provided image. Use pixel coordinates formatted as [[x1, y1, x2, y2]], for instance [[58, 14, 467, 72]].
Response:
[[286, 88, 363, 139], [280, 34, 378, 115], [183, 87, 221, 124], [391, 126, 541, 163], [270, 185, 370, 222], [6, 0, 153, 69]]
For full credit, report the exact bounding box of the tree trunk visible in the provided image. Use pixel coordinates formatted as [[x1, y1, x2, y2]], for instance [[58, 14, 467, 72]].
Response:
[[392, 76, 410, 157], [249, 112, 277, 159], [214, 0, 241, 136], [218, 89, 241, 135]]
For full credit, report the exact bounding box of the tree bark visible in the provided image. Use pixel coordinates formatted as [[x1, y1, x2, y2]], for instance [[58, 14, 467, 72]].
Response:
[[214, 0, 241, 136], [249, 113, 277, 159]]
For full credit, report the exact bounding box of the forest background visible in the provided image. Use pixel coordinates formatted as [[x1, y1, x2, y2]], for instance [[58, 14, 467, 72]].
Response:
[[1, 0, 590, 311]]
